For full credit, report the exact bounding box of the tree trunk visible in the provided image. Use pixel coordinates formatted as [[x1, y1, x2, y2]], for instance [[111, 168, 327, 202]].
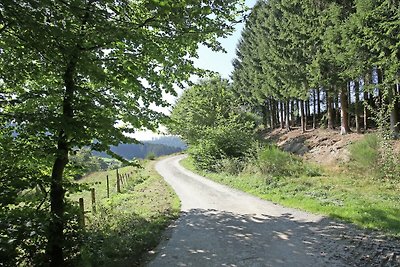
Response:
[[377, 69, 383, 109], [334, 94, 340, 127], [48, 137, 68, 266], [313, 89, 317, 129], [363, 73, 371, 131], [261, 102, 269, 129], [285, 100, 291, 131], [275, 100, 280, 128], [300, 100, 306, 133], [290, 100, 296, 127], [327, 90, 335, 130], [317, 87, 321, 115], [354, 80, 361, 133], [270, 99, 276, 129], [340, 87, 351, 135], [279, 101, 284, 129], [47, 57, 77, 266], [389, 85, 400, 138]]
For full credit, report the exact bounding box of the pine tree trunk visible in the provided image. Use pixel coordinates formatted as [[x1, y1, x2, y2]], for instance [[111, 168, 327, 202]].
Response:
[[275, 101, 280, 128], [285, 100, 291, 131], [300, 100, 306, 133], [261, 103, 269, 129], [327, 90, 335, 130], [280, 101, 284, 129], [270, 99, 276, 129], [304, 100, 308, 130], [363, 73, 371, 131], [377, 69, 383, 109], [290, 100, 296, 127], [354, 80, 361, 133], [317, 87, 321, 115], [334, 94, 340, 127], [389, 85, 400, 138], [363, 91, 368, 131], [313, 89, 317, 129], [340, 87, 351, 135]]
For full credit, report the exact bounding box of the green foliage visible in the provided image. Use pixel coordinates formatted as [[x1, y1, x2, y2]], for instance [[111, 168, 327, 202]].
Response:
[[70, 148, 120, 176], [170, 77, 257, 171], [1, 0, 245, 263], [257, 146, 304, 177], [349, 134, 379, 170], [70, 162, 180, 266], [349, 134, 400, 180], [145, 151, 157, 160]]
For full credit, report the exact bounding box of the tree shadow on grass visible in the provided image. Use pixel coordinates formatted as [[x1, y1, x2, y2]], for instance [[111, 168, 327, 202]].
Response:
[[147, 209, 400, 267], [326, 205, 400, 236], [79, 209, 178, 267]]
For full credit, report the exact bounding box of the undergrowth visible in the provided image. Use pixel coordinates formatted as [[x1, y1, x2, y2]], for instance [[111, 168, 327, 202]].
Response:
[[70, 161, 180, 266]]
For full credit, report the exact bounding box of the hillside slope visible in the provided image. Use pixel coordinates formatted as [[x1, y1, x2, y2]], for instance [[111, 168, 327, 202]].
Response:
[[267, 128, 369, 165]]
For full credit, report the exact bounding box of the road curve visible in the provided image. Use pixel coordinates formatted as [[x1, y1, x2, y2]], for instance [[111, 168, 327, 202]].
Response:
[[146, 155, 346, 267]]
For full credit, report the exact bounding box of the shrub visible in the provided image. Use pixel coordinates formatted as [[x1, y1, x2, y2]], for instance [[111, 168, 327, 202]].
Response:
[[188, 139, 220, 171], [145, 151, 156, 160], [216, 157, 247, 175], [348, 134, 379, 171], [257, 146, 304, 177]]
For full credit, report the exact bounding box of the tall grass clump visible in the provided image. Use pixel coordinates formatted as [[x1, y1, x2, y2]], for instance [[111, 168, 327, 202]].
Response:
[[348, 134, 379, 171], [257, 146, 304, 177], [349, 134, 399, 180]]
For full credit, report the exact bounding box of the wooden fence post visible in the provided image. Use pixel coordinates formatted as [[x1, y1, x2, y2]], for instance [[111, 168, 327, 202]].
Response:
[[106, 175, 110, 198], [116, 168, 121, 193], [91, 188, 96, 213], [79, 198, 85, 228]]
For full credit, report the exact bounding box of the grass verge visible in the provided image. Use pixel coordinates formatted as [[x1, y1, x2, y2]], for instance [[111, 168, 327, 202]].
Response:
[[181, 156, 400, 236], [69, 160, 180, 266]]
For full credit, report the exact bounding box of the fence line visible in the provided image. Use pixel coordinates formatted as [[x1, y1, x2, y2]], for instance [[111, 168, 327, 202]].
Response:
[[78, 168, 133, 228]]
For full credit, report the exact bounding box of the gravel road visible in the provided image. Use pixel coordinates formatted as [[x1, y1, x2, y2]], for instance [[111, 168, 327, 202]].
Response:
[[146, 155, 400, 267]]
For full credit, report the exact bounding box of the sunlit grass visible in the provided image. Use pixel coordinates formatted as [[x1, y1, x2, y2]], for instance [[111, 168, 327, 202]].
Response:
[[69, 160, 180, 266]]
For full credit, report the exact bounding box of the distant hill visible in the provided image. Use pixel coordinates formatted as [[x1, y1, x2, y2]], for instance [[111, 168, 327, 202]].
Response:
[[93, 136, 186, 160], [147, 136, 187, 149]]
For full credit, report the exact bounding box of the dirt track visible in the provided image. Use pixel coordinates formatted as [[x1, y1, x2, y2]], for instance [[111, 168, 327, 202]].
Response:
[[146, 155, 399, 267]]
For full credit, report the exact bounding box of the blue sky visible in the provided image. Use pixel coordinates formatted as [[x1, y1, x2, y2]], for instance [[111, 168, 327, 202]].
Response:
[[194, 0, 257, 79]]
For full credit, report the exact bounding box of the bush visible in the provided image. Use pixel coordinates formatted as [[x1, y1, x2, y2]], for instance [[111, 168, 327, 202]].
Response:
[[189, 119, 256, 172], [189, 139, 220, 171], [145, 151, 156, 160], [257, 146, 304, 177], [348, 134, 379, 171], [216, 157, 247, 175]]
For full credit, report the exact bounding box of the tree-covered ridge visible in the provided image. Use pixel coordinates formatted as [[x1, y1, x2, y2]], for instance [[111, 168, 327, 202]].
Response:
[[232, 0, 399, 136], [93, 141, 183, 160], [0, 1, 245, 265]]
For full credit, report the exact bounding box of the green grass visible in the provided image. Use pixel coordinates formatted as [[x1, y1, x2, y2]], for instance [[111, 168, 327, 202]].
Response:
[[181, 156, 400, 236], [69, 160, 180, 266]]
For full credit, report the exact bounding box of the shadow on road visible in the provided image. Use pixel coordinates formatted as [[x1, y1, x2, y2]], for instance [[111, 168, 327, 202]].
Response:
[[148, 209, 399, 267]]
